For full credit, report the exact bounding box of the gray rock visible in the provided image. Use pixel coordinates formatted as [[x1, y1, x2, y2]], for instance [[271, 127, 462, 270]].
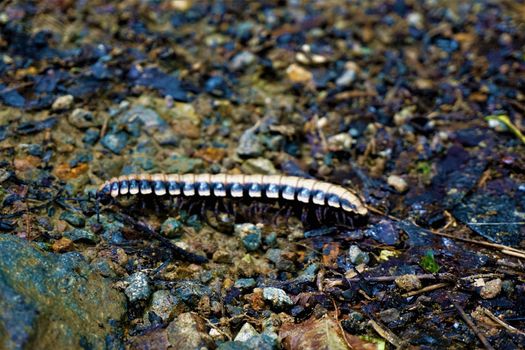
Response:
[[51, 94, 74, 110], [100, 131, 128, 154], [235, 223, 262, 251], [265, 248, 295, 272], [234, 322, 259, 342], [480, 278, 502, 299], [378, 308, 400, 323], [241, 158, 277, 175], [63, 228, 99, 243], [121, 105, 167, 129], [335, 68, 356, 87], [125, 272, 151, 302], [166, 312, 213, 350], [161, 218, 183, 238], [0, 235, 125, 350], [174, 281, 211, 306], [237, 127, 263, 158], [149, 290, 179, 322], [230, 51, 257, 71], [68, 108, 98, 129], [348, 245, 370, 265], [217, 341, 252, 350], [262, 287, 293, 308], [395, 274, 422, 291], [234, 278, 256, 290], [365, 219, 400, 245], [59, 211, 86, 228]]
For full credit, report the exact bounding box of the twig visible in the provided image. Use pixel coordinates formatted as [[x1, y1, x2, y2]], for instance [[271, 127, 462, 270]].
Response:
[[401, 282, 449, 298], [480, 307, 525, 336], [345, 272, 455, 283], [446, 292, 495, 350], [367, 317, 403, 348], [366, 206, 525, 260], [198, 313, 232, 341], [114, 212, 208, 264], [332, 298, 354, 350]]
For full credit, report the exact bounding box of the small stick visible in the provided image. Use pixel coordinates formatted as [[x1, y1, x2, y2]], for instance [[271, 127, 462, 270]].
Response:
[[367, 318, 403, 348], [401, 282, 449, 298], [114, 212, 208, 264], [345, 272, 456, 283], [481, 307, 525, 336], [446, 292, 495, 350], [366, 206, 525, 260]]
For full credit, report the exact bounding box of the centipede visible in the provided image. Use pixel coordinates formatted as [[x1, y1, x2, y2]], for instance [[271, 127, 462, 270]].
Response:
[[97, 173, 368, 227]]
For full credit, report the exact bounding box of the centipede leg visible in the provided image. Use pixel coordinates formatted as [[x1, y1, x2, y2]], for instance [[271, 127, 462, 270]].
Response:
[[315, 206, 323, 223], [301, 206, 308, 222]]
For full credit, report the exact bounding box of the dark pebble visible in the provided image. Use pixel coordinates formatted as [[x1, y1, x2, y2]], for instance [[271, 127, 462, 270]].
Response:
[[59, 211, 86, 228], [365, 219, 400, 245]]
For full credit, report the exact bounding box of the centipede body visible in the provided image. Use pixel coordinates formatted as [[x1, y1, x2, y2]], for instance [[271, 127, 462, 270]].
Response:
[[98, 173, 368, 223]]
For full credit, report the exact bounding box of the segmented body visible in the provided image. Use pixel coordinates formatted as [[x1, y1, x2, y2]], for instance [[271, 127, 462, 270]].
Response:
[[98, 173, 368, 217]]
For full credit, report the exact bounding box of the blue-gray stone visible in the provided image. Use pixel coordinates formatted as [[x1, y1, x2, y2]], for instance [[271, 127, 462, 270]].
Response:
[[0, 235, 125, 350], [262, 288, 293, 308], [235, 223, 262, 251], [174, 281, 211, 306], [83, 128, 100, 144], [217, 341, 252, 350], [348, 245, 369, 265], [64, 228, 100, 243], [365, 219, 400, 245], [234, 322, 259, 342], [234, 278, 256, 290], [100, 131, 128, 154], [59, 211, 85, 228], [148, 290, 180, 322], [264, 232, 277, 246], [125, 272, 151, 302], [161, 218, 183, 238]]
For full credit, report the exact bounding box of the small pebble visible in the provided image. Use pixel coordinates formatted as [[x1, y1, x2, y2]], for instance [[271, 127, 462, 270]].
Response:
[[480, 278, 502, 299], [68, 108, 97, 129], [286, 63, 312, 83], [59, 211, 86, 228], [230, 51, 257, 71], [327, 133, 353, 152], [52, 237, 73, 252], [387, 175, 409, 193], [348, 245, 369, 265], [335, 62, 358, 87], [234, 322, 259, 342], [241, 158, 278, 175], [378, 308, 400, 323], [149, 290, 179, 322], [63, 229, 99, 243], [365, 219, 400, 245], [52, 94, 74, 110], [212, 249, 231, 263], [100, 131, 128, 154], [234, 278, 256, 290], [235, 223, 262, 251], [262, 287, 293, 308], [395, 274, 422, 291], [161, 218, 183, 238], [125, 272, 151, 302]]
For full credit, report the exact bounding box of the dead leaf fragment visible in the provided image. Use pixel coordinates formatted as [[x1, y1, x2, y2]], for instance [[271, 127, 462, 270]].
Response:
[[279, 314, 378, 350]]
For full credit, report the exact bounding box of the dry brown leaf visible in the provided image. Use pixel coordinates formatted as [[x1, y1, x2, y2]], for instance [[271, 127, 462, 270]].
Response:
[[279, 314, 378, 350]]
